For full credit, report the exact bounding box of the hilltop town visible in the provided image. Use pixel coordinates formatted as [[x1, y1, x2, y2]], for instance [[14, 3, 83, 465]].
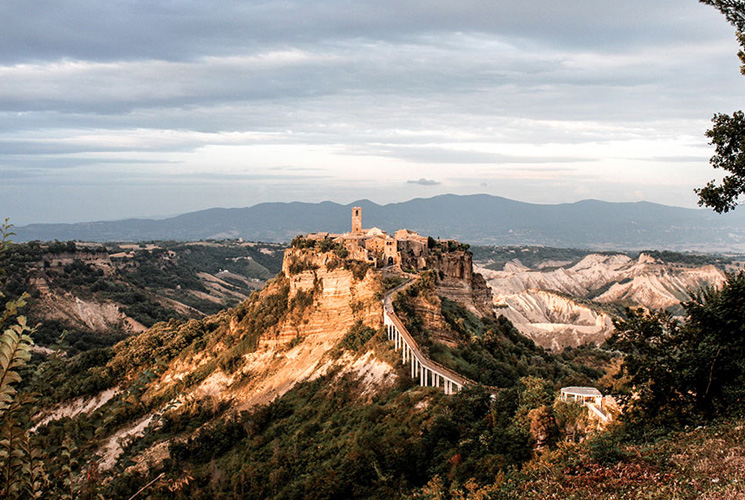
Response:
[[300, 206, 469, 270]]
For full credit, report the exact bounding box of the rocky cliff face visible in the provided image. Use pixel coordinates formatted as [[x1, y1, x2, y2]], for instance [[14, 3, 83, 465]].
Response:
[[278, 248, 382, 341], [482, 253, 726, 310], [426, 250, 493, 317], [392, 249, 494, 349], [142, 248, 389, 412]]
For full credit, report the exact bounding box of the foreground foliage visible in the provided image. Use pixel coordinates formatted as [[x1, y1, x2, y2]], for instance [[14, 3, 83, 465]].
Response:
[[480, 419, 745, 500], [697, 1, 745, 212], [110, 373, 537, 499], [0, 222, 49, 499], [610, 271, 745, 425]]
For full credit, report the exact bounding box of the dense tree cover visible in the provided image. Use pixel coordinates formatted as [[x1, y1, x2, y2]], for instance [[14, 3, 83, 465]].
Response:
[[697, 1, 745, 212], [454, 273, 745, 499], [393, 277, 608, 389], [427, 238, 471, 253], [697, 111, 745, 212], [109, 370, 539, 499], [340, 321, 377, 352], [701, 1, 745, 33], [287, 242, 373, 281], [610, 271, 745, 425], [290, 235, 347, 258], [0, 222, 51, 498]]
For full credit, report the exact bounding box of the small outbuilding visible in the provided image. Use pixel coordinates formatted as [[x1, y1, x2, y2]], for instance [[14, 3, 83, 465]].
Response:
[[559, 386, 603, 407]]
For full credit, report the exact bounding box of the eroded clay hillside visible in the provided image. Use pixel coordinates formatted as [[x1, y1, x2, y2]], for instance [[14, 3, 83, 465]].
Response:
[[31, 246, 396, 475], [495, 290, 614, 352], [1, 240, 284, 353], [476, 252, 728, 350]]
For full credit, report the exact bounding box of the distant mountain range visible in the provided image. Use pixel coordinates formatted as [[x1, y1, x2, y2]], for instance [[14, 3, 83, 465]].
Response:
[[14, 194, 745, 252]]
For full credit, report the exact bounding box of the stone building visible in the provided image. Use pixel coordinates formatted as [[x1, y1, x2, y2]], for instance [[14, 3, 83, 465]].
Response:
[[304, 207, 433, 268], [299, 206, 494, 317], [352, 206, 363, 234]]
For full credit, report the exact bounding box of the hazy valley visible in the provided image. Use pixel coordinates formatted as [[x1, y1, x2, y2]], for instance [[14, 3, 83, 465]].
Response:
[[14, 194, 745, 252]]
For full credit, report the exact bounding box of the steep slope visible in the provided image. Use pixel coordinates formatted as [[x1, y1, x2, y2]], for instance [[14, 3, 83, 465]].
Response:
[[19, 236, 623, 499], [30, 246, 393, 476], [477, 253, 727, 350], [496, 290, 614, 352], [481, 253, 726, 310], [593, 264, 725, 311], [1, 240, 284, 353], [427, 249, 494, 318]]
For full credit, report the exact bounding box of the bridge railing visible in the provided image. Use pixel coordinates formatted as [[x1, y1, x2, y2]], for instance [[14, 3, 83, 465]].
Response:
[[382, 278, 479, 395]]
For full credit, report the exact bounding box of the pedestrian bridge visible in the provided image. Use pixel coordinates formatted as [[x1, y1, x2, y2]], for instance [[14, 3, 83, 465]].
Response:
[[382, 277, 474, 395]]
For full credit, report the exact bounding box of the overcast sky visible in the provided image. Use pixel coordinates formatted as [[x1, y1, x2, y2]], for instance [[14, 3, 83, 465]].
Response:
[[1, 0, 743, 225]]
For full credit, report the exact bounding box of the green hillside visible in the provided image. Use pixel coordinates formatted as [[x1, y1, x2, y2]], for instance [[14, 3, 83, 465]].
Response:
[[0, 239, 284, 355]]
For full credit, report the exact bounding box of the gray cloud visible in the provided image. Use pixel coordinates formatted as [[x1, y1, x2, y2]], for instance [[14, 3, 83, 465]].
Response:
[[407, 178, 440, 186], [353, 145, 595, 165], [0, 138, 200, 155], [0, 1, 727, 65], [649, 155, 710, 163], [0, 34, 734, 123], [0, 157, 180, 171], [0, 0, 740, 224]]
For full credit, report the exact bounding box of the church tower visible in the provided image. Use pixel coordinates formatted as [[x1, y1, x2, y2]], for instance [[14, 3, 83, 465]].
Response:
[[352, 206, 362, 233]]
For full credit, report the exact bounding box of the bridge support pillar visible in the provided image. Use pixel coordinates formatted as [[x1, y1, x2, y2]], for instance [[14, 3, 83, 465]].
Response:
[[384, 297, 475, 396]]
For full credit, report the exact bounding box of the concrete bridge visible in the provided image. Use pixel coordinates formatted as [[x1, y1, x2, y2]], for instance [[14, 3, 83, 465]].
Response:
[[382, 276, 474, 395]]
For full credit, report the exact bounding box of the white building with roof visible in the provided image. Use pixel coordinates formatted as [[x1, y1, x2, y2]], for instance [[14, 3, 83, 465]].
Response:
[[560, 386, 603, 406], [560, 386, 614, 424]]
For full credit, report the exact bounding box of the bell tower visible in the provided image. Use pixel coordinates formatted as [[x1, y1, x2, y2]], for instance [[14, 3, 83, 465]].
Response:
[[352, 206, 362, 233]]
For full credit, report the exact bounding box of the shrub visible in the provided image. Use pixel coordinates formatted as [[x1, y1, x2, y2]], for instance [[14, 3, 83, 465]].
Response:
[[343, 260, 371, 281], [287, 256, 319, 275], [341, 322, 376, 352], [587, 431, 629, 465]]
